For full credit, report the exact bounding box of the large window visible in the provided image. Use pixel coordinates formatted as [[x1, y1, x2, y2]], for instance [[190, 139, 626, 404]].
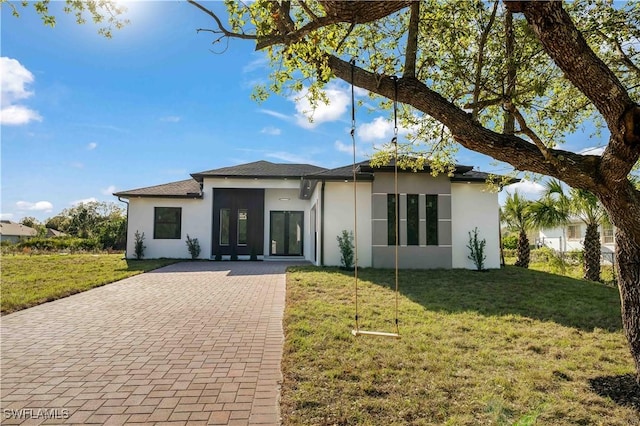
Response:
[[154, 207, 181, 239], [407, 194, 419, 246], [426, 195, 438, 245], [237, 209, 248, 246], [387, 194, 398, 246], [220, 209, 230, 245]]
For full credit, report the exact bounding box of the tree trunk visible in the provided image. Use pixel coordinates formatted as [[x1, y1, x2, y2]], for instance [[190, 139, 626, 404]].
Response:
[[515, 230, 530, 268], [583, 223, 601, 282], [615, 229, 640, 384]]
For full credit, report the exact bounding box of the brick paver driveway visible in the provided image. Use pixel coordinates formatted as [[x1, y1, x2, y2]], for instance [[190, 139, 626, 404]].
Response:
[[1, 261, 298, 425]]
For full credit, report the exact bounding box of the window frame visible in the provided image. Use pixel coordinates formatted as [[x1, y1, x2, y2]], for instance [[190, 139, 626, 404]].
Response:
[[406, 194, 419, 246]]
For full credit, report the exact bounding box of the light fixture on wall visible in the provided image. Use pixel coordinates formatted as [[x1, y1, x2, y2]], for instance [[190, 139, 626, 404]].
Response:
[[279, 197, 290, 201]]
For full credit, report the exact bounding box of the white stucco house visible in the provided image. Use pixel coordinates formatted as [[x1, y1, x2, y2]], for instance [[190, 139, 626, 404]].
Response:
[[114, 160, 506, 269], [538, 220, 616, 256]]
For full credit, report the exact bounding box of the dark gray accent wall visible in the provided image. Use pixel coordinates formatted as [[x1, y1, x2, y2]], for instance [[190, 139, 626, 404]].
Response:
[[371, 173, 453, 269], [373, 247, 452, 269]]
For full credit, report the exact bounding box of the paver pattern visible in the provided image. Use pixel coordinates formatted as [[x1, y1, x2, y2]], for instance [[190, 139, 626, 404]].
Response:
[[1, 261, 295, 425]]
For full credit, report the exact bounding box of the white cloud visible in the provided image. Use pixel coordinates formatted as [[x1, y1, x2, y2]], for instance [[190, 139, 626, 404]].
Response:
[[259, 109, 292, 122], [579, 146, 605, 155], [266, 151, 314, 164], [242, 56, 269, 73], [71, 197, 97, 206], [87, 142, 98, 150], [0, 213, 14, 220], [334, 140, 352, 154], [504, 180, 546, 199], [293, 85, 349, 129], [356, 116, 419, 143], [160, 115, 181, 123], [0, 105, 42, 125], [260, 126, 282, 136], [0, 57, 41, 126], [358, 116, 395, 143], [16, 200, 53, 212], [102, 185, 117, 195]]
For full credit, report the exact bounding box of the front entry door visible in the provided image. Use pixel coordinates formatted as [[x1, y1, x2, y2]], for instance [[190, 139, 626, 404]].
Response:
[[270, 211, 303, 256], [212, 189, 264, 256]]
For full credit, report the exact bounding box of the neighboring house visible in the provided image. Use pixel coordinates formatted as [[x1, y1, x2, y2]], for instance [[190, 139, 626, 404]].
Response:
[[0, 220, 37, 243], [114, 160, 506, 269], [538, 220, 615, 255], [46, 228, 67, 238]]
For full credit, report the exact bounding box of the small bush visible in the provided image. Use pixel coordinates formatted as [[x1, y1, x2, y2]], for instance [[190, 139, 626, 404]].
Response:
[[530, 247, 556, 263], [467, 227, 487, 271], [134, 230, 146, 260], [336, 230, 354, 269], [215, 250, 222, 261], [250, 246, 258, 261], [185, 235, 201, 260], [502, 234, 518, 250], [230, 248, 238, 261]]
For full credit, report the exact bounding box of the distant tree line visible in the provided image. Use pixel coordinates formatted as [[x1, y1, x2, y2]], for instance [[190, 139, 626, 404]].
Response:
[[18, 201, 126, 251]]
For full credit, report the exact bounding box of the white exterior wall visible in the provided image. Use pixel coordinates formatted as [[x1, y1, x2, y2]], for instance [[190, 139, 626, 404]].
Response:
[[322, 181, 373, 267], [126, 196, 211, 259], [539, 223, 616, 254], [451, 183, 501, 269], [264, 188, 313, 260]]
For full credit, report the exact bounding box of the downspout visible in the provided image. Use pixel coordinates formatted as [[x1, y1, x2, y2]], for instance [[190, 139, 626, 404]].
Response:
[[117, 197, 129, 259], [320, 180, 326, 266]]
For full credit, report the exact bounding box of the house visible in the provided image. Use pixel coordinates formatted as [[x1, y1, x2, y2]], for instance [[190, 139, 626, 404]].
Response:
[[114, 160, 505, 269], [46, 228, 67, 238], [538, 220, 615, 259], [0, 220, 37, 243]]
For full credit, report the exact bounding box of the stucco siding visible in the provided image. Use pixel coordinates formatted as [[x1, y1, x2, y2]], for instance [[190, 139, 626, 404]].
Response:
[[126, 197, 211, 259], [451, 183, 500, 269], [323, 181, 373, 267]]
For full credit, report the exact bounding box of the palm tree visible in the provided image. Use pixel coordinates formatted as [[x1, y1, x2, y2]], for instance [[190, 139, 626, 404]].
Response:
[[502, 191, 534, 268], [570, 188, 607, 282], [530, 179, 571, 249]]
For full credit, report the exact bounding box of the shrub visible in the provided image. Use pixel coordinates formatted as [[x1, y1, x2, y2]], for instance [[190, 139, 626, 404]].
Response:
[[530, 247, 556, 263], [185, 234, 201, 260], [16, 237, 101, 253], [134, 230, 146, 260], [336, 230, 354, 269], [501, 234, 518, 250], [230, 248, 238, 261], [250, 246, 258, 261], [467, 227, 486, 271], [215, 250, 222, 261]]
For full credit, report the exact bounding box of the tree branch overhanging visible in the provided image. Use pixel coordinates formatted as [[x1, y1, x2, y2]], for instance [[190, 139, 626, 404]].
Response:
[[187, 0, 256, 41]]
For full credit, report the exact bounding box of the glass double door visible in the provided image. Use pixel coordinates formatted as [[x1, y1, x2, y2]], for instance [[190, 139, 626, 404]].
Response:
[[270, 211, 303, 256]]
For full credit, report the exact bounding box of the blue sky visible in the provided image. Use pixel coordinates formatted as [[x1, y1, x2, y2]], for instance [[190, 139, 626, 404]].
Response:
[[1, 1, 608, 223]]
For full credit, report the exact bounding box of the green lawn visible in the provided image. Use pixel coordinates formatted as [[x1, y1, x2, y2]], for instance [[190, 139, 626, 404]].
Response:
[[1, 254, 179, 314], [281, 266, 638, 425]]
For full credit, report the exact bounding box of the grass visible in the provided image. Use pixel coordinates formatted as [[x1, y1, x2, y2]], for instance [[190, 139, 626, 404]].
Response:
[[281, 266, 638, 425], [1, 253, 180, 314]]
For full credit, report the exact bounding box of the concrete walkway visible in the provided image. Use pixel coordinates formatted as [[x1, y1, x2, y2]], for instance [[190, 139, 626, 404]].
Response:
[[1, 261, 296, 425]]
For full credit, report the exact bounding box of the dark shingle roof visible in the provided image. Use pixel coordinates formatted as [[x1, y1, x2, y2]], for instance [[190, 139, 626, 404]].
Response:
[[192, 161, 327, 180], [305, 161, 374, 181], [113, 179, 202, 198]]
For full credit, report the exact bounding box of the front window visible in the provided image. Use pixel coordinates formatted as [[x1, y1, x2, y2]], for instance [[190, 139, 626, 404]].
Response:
[[220, 209, 230, 245], [567, 224, 580, 240], [426, 195, 438, 245], [154, 207, 181, 239], [407, 194, 419, 246], [387, 194, 397, 246], [602, 224, 614, 244]]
